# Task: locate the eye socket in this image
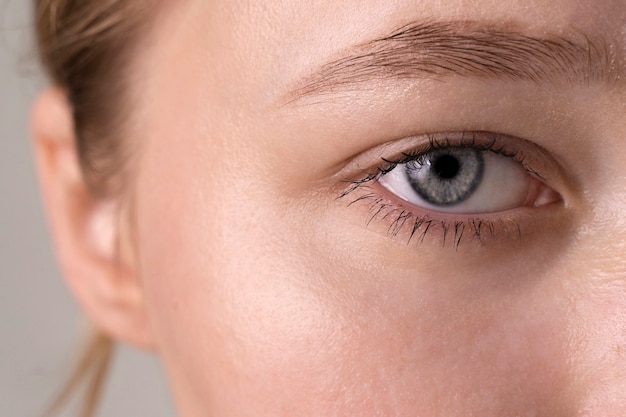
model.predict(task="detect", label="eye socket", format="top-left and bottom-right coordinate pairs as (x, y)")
top-left (379, 146), bottom-right (560, 214)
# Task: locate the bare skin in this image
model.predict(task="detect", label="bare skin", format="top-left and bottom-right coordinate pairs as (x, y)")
top-left (33, 0), bottom-right (626, 416)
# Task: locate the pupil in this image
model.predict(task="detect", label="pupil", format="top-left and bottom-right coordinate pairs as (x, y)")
top-left (433, 154), bottom-right (460, 179)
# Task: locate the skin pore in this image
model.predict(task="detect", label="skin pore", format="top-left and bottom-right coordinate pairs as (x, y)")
top-left (33, 0), bottom-right (626, 416)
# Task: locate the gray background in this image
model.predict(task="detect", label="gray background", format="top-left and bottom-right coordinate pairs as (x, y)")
top-left (1, 1), bottom-right (174, 416)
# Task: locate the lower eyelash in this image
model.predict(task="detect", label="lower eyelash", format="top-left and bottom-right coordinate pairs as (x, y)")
top-left (343, 186), bottom-right (523, 249)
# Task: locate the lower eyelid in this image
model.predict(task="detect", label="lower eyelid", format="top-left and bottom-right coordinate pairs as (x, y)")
top-left (372, 179), bottom-right (530, 221)
top-left (342, 184), bottom-right (563, 248)
top-left (343, 188), bottom-right (510, 247)
top-left (339, 172), bottom-right (565, 249)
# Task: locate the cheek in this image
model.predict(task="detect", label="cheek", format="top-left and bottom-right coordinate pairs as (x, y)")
top-left (132, 141), bottom-right (351, 415)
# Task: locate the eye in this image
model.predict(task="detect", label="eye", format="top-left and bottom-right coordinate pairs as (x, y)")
top-left (378, 146), bottom-right (560, 214)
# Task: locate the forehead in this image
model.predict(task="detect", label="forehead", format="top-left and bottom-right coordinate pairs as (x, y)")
top-left (137, 0), bottom-right (625, 128)
top-left (213, 0), bottom-right (625, 31)
top-left (166, 0), bottom-right (625, 97)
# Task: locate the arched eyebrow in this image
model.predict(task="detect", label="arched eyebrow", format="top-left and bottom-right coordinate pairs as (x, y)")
top-left (284, 20), bottom-right (622, 103)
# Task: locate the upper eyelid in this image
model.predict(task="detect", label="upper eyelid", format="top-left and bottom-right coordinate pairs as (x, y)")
top-left (338, 131), bottom-right (555, 186)
top-left (383, 135), bottom-right (544, 181)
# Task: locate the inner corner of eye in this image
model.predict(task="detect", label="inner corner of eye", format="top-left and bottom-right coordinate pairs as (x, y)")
top-left (529, 180), bottom-right (562, 207)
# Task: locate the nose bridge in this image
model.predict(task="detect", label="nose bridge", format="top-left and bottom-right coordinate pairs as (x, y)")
top-left (563, 206), bottom-right (626, 415)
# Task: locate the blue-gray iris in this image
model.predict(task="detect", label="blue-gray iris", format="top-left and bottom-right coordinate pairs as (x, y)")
top-left (404, 148), bottom-right (485, 206)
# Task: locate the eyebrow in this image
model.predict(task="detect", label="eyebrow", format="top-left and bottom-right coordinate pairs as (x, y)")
top-left (285, 20), bottom-right (622, 102)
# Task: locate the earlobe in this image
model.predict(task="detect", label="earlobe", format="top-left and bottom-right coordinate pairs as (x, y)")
top-left (31, 88), bottom-right (154, 350)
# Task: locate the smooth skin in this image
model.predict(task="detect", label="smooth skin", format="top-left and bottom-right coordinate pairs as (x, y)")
top-left (33, 0), bottom-right (626, 416)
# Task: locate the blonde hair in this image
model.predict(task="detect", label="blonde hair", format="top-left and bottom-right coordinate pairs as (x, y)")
top-left (44, 331), bottom-right (114, 417)
top-left (35, 1), bottom-right (155, 415)
top-left (35, 0), bottom-right (153, 195)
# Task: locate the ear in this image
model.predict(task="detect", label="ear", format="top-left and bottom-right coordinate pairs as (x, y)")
top-left (31, 88), bottom-right (154, 350)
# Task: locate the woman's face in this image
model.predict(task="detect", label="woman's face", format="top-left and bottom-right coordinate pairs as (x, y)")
top-left (118, 0), bottom-right (625, 415)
